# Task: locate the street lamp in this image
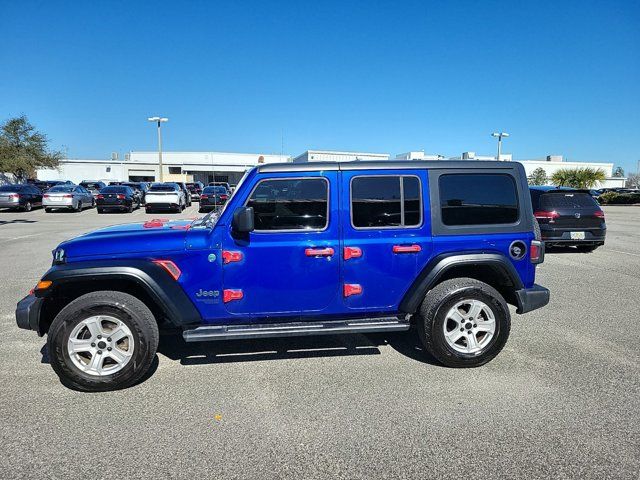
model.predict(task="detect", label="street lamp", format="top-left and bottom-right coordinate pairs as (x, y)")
top-left (491, 132), bottom-right (509, 161)
top-left (148, 117), bottom-right (168, 181)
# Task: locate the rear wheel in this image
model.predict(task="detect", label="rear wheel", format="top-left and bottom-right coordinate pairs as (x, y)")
top-left (74, 201), bottom-right (81, 212)
top-left (47, 291), bottom-right (159, 392)
top-left (23, 201), bottom-right (32, 212)
top-left (97, 208), bottom-right (104, 214)
top-left (417, 278), bottom-right (511, 368)
top-left (45, 208), bottom-right (52, 213)
top-left (127, 203), bottom-right (134, 213)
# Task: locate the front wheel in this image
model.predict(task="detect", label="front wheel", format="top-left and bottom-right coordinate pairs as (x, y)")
top-left (417, 278), bottom-right (511, 368)
top-left (47, 291), bottom-right (159, 392)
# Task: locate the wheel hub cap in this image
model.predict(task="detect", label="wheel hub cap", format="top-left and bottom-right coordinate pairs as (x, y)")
top-left (443, 299), bottom-right (496, 354)
top-left (66, 315), bottom-right (135, 376)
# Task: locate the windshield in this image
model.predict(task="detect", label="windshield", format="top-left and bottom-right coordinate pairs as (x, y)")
top-left (193, 169), bottom-right (251, 227)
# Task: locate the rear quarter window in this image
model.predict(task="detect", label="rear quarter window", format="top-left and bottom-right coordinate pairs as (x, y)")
top-left (439, 174), bottom-right (519, 226)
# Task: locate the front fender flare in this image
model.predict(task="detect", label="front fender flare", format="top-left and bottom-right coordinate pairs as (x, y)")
top-left (39, 259), bottom-right (202, 328)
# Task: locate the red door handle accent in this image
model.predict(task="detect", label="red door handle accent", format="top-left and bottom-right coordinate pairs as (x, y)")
top-left (305, 247), bottom-right (335, 257)
top-left (343, 246), bottom-right (362, 260)
top-left (343, 284), bottom-right (363, 297)
top-left (223, 289), bottom-right (243, 303)
top-left (393, 244), bottom-right (422, 253)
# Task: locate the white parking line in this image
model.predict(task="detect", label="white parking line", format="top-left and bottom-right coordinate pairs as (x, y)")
top-left (606, 249), bottom-right (640, 258)
top-left (1, 232), bottom-right (45, 242)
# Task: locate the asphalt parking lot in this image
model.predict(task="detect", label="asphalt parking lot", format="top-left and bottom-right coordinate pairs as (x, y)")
top-left (0, 205), bottom-right (638, 479)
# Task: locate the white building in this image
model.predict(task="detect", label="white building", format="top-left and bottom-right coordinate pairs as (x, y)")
top-left (293, 150), bottom-right (390, 163)
top-left (37, 151), bottom-right (290, 185)
top-left (395, 151), bottom-right (444, 160)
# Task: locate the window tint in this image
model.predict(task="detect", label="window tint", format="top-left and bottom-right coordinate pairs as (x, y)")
top-left (247, 178), bottom-right (328, 231)
top-left (439, 174), bottom-right (518, 226)
top-left (49, 186), bottom-right (75, 193)
top-left (101, 186), bottom-right (127, 193)
top-left (149, 183), bottom-right (178, 192)
top-left (351, 176), bottom-right (422, 228)
top-left (540, 192), bottom-right (597, 209)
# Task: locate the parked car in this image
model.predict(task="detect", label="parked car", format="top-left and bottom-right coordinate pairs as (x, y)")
top-left (121, 182), bottom-right (149, 204)
top-left (33, 180), bottom-right (69, 192)
top-left (186, 182), bottom-right (204, 201)
top-left (80, 181), bottom-right (107, 198)
top-left (96, 186), bottom-right (141, 213)
top-left (16, 160), bottom-right (549, 391)
top-left (176, 182), bottom-right (192, 207)
top-left (43, 185), bottom-right (95, 212)
top-left (0, 184), bottom-right (43, 211)
top-left (198, 185), bottom-right (229, 212)
top-left (530, 186), bottom-right (606, 251)
top-left (208, 181), bottom-right (231, 191)
top-left (145, 183), bottom-right (186, 213)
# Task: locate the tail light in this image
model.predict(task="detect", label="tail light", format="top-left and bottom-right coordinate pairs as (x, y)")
top-left (534, 210), bottom-right (559, 222)
top-left (200, 194), bottom-right (208, 199)
top-left (96, 194), bottom-right (104, 199)
top-left (63, 194), bottom-right (72, 198)
top-left (43, 194), bottom-right (50, 198)
top-left (9, 193), bottom-right (19, 199)
top-left (116, 194), bottom-right (125, 199)
top-left (530, 240), bottom-right (544, 264)
top-left (594, 210), bottom-right (605, 220)
top-left (220, 194), bottom-right (228, 200)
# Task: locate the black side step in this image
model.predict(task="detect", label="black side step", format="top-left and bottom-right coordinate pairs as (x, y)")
top-left (182, 316), bottom-right (410, 342)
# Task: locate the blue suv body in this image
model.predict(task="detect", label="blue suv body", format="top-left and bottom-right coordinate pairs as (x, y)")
top-left (16, 161), bottom-right (549, 391)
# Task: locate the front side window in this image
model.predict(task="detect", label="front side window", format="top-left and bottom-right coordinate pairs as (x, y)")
top-left (246, 178), bottom-right (328, 231)
top-left (439, 174), bottom-right (518, 226)
top-left (351, 176), bottom-right (422, 228)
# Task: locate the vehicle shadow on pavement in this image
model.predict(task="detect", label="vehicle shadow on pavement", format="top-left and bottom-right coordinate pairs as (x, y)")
top-left (157, 329), bottom-right (441, 367)
top-left (0, 219), bottom-right (37, 226)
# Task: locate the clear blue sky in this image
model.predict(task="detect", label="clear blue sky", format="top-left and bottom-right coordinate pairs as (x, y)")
top-left (1, 0), bottom-right (639, 172)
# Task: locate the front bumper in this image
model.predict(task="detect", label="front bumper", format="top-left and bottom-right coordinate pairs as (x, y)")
top-left (515, 284), bottom-right (550, 314)
top-left (16, 294), bottom-right (43, 334)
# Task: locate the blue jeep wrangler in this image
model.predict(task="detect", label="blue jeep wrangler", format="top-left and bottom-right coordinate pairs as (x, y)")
top-left (16, 161), bottom-right (549, 391)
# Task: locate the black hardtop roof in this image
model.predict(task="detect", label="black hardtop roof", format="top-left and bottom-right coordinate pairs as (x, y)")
top-left (257, 160), bottom-right (522, 173)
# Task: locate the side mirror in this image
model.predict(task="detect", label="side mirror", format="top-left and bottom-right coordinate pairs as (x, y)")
top-left (232, 206), bottom-right (254, 233)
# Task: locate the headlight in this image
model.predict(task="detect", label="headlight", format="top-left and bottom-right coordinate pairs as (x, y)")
top-left (52, 248), bottom-right (66, 265)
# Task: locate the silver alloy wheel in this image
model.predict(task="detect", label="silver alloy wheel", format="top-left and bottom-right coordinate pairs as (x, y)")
top-left (442, 299), bottom-right (496, 354)
top-left (66, 315), bottom-right (135, 376)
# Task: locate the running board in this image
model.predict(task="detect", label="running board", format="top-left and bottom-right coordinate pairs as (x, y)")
top-left (182, 316), bottom-right (410, 342)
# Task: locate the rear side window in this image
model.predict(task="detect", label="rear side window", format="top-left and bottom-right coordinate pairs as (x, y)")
top-left (246, 178), bottom-right (328, 231)
top-left (540, 192), bottom-right (597, 209)
top-left (351, 176), bottom-right (422, 228)
top-left (439, 174), bottom-right (518, 226)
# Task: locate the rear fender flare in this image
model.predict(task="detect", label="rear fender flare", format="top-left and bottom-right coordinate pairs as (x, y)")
top-left (399, 253), bottom-right (524, 314)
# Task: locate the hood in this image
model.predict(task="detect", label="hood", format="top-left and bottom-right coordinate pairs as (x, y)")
top-left (58, 219), bottom-right (194, 260)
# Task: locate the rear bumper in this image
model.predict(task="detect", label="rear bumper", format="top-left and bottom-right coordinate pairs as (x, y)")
top-left (541, 227), bottom-right (606, 244)
top-left (16, 294), bottom-right (43, 334)
top-left (0, 200), bottom-right (20, 208)
top-left (515, 284), bottom-right (550, 314)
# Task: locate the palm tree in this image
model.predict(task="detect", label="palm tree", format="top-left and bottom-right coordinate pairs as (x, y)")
top-left (551, 167), bottom-right (606, 188)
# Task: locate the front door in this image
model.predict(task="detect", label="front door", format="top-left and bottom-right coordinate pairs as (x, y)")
top-left (222, 172), bottom-right (340, 317)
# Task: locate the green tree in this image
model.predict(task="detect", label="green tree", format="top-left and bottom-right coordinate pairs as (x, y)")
top-left (527, 167), bottom-right (548, 185)
top-left (0, 115), bottom-right (62, 181)
top-left (551, 167), bottom-right (607, 189)
top-left (613, 166), bottom-right (624, 177)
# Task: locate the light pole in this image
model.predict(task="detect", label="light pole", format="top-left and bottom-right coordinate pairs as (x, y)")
top-left (148, 117), bottom-right (168, 181)
top-left (491, 132), bottom-right (509, 161)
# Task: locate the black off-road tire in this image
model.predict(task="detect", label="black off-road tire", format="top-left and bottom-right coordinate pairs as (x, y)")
top-left (47, 291), bottom-right (159, 392)
top-left (417, 277), bottom-right (511, 368)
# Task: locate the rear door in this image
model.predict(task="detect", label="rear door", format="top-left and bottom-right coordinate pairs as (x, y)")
top-left (222, 172), bottom-right (340, 316)
top-left (340, 169), bottom-right (432, 311)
